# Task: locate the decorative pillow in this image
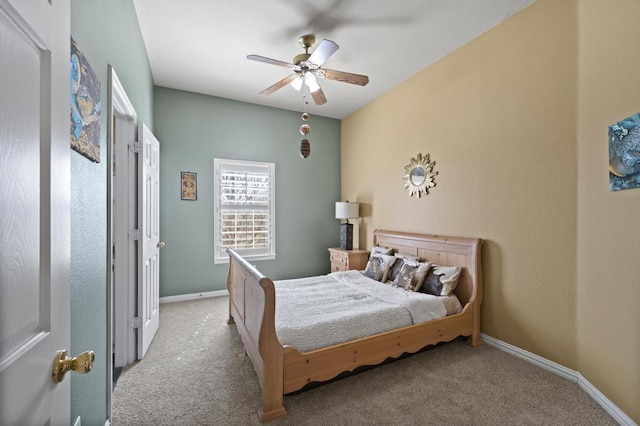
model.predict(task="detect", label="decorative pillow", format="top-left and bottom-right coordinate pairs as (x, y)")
top-left (419, 270), bottom-right (443, 296)
top-left (419, 265), bottom-right (462, 296)
top-left (396, 253), bottom-right (419, 261)
top-left (386, 253), bottom-right (420, 283)
top-left (412, 261), bottom-right (432, 290)
top-left (392, 260), bottom-right (432, 291)
top-left (363, 253), bottom-right (396, 282)
top-left (386, 258), bottom-right (404, 283)
top-left (371, 245), bottom-right (394, 256)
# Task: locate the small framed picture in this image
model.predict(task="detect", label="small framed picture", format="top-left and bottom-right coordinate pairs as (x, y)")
top-left (181, 172), bottom-right (197, 200)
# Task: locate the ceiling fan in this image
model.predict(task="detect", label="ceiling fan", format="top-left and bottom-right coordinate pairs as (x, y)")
top-left (247, 34), bottom-right (369, 105)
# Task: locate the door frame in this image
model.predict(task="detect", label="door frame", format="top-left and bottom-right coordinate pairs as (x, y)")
top-left (106, 66), bottom-right (137, 418)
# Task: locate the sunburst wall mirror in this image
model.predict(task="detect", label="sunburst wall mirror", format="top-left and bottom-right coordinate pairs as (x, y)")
top-left (403, 153), bottom-right (438, 198)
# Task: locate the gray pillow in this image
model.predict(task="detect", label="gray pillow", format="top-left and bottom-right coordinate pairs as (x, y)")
top-left (363, 253), bottom-right (396, 281)
top-left (419, 269), bottom-right (444, 295)
top-left (387, 258), bottom-right (404, 283)
top-left (419, 265), bottom-right (462, 296)
top-left (371, 245), bottom-right (394, 255)
top-left (386, 253), bottom-right (420, 282)
top-left (392, 261), bottom-right (432, 291)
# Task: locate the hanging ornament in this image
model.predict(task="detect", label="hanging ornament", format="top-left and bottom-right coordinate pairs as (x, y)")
top-left (300, 138), bottom-right (310, 158)
top-left (299, 91), bottom-right (311, 158)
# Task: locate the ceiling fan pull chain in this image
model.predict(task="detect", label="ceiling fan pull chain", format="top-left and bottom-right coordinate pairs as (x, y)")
top-left (299, 88), bottom-right (311, 159)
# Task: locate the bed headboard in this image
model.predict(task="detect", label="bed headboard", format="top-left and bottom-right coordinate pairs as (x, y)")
top-left (373, 229), bottom-right (483, 307)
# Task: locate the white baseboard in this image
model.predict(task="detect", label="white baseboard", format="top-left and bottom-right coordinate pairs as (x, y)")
top-left (159, 289), bottom-right (229, 304)
top-left (577, 374), bottom-right (637, 426)
top-left (481, 333), bottom-right (577, 382)
top-left (481, 333), bottom-right (637, 426)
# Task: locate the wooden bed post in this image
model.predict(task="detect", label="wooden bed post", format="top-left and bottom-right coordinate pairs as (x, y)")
top-left (226, 258), bottom-right (235, 325)
top-left (226, 249), bottom-right (287, 421)
top-left (257, 277), bottom-right (287, 421)
top-left (466, 239), bottom-right (483, 347)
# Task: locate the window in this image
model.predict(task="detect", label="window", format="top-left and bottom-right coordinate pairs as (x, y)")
top-left (214, 158), bottom-right (275, 264)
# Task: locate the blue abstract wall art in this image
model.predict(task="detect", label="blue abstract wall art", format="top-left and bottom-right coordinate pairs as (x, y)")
top-left (70, 37), bottom-right (101, 162)
top-left (608, 112), bottom-right (640, 191)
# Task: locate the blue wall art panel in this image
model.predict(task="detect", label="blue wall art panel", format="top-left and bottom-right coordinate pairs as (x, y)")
top-left (70, 37), bottom-right (101, 162)
top-left (609, 112), bottom-right (640, 191)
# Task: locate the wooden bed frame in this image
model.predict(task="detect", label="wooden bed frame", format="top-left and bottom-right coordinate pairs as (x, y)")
top-left (226, 229), bottom-right (483, 421)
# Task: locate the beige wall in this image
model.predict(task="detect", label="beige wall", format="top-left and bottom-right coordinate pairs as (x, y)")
top-left (342, 0), bottom-right (638, 422)
top-left (577, 0), bottom-right (640, 422)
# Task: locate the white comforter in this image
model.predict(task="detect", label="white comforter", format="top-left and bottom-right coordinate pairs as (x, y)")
top-left (274, 270), bottom-right (457, 352)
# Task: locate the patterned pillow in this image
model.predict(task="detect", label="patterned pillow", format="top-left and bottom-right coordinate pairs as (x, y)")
top-left (386, 253), bottom-right (420, 283)
top-left (363, 253), bottom-right (396, 282)
top-left (419, 265), bottom-right (462, 296)
top-left (387, 258), bottom-right (404, 283)
top-left (392, 261), bottom-right (432, 291)
top-left (371, 245), bottom-right (394, 255)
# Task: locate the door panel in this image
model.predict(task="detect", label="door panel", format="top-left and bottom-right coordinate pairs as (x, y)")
top-left (138, 124), bottom-right (160, 358)
top-left (112, 113), bottom-right (137, 367)
top-left (0, 1), bottom-right (43, 363)
top-left (0, 0), bottom-right (70, 424)
top-left (109, 69), bottom-right (139, 371)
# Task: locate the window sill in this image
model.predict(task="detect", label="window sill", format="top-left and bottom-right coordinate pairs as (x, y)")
top-left (214, 253), bottom-right (276, 265)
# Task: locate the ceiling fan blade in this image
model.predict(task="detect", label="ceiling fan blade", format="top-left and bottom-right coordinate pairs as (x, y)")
top-left (308, 39), bottom-right (339, 66)
top-left (259, 74), bottom-right (299, 96)
top-left (323, 68), bottom-right (369, 86)
top-left (311, 86), bottom-right (327, 105)
top-left (247, 54), bottom-right (293, 68)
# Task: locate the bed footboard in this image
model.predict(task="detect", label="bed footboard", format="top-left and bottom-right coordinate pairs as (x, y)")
top-left (226, 249), bottom-right (286, 421)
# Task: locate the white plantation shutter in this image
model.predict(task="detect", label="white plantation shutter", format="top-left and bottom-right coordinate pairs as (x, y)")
top-left (214, 158), bottom-right (275, 263)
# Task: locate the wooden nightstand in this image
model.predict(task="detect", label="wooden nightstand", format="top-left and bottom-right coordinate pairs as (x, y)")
top-left (328, 248), bottom-right (370, 272)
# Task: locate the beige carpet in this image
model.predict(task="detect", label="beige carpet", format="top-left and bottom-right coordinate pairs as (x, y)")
top-left (112, 297), bottom-right (615, 425)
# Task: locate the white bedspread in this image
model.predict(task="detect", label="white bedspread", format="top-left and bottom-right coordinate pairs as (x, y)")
top-left (274, 270), bottom-right (456, 352)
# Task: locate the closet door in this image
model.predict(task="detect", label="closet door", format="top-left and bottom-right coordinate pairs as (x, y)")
top-left (138, 123), bottom-right (161, 358)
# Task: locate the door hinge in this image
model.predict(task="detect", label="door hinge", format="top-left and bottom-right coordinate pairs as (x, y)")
top-left (129, 229), bottom-right (142, 241)
top-left (128, 141), bottom-right (141, 153)
top-left (129, 317), bottom-right (142, 329)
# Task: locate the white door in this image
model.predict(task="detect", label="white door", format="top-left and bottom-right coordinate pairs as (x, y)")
top-left (0, 0), bottom-right (72, 424)
top-left (109, 69), bottom-right (138, 368)
top-left (138, 124), bottom-right (160, 358)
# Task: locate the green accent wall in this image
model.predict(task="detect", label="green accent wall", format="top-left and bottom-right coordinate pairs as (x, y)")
top-left (69, 3), bottom-right (340, 422)
top-left (70, 0), bottom-right (153, 423)
top-left (154, 87), bottom-right (342, 297)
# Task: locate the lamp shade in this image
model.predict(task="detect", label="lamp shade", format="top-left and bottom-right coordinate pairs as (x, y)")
top-left (335, 201), bottom-right (360, 220)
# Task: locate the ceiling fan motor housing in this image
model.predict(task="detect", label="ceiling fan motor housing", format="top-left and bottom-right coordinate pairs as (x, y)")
top-left (293, 53), bottom-right (311, 66)
top-left (298, 34), bottom-right (315, 50)
top-left (294, 34), bottom-right (315, 65)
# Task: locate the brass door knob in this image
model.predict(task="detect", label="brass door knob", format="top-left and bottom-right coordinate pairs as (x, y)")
top-left (157, 241), bottom-right (166, 248)
top-left (52, 350), bottom-right (95, 383)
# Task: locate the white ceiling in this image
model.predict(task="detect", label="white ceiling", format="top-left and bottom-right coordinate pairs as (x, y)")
top-left (133, 0), bottom-right (534, 120)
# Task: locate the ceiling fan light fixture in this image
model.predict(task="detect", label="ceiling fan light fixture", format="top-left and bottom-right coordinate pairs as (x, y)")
top-left (290, 76), bottom-right (304, 91)
top-left (305, 73), bottom-right (320, 93)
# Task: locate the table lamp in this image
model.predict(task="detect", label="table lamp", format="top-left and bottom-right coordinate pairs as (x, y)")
top-left (335, 201), bottom-right (360, 250)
